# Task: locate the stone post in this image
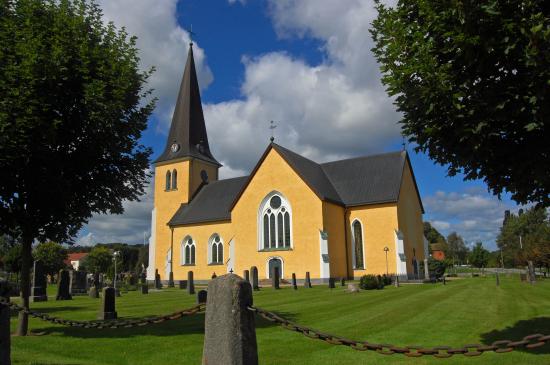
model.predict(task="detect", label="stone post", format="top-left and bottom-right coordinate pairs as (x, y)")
top-left (423, 258), bottom-right (430, 280)
top-left (328, 278), bottom-right (335, 289)
top-left (243, 270), bottom-right (250, 283)
top-left (98, 287), bottom-right (117, 320)
top-left (154, 269), bottom-right (162, 289)
top-left (527, 261), bottom-right (536, 284)
top-left (202, 274), bottom-right (258, 365)
top-left (31, 260), bottom-right (48, 302)
top-left (394, 275), bottom-right (399, 288)
top-left (56, 270), bottom-right (72, 300)
top-left (251, 266), bottom-right (259, 291)
top-left (0, 281), bottom-right (11, 365)
top-left (179, 280), bottom-right (187, 289)
top-left (197, 290), bottom-right (207, 304)
top-left (341, 278), bottom-right (346, 286)
top-left (304, 272), bottom-right (312, 288)
top-left (168, 272), bottom-right (175, 288)
top-left (291, 273), bottom-right (297, 290)
top-left (187, 271), bottom-right (195, 295)
top-left (272, 267), bottom-right (280, 289)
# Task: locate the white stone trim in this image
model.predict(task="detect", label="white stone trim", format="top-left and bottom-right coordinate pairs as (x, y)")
top-left (146, 208), bottom-right (156, 280)
top-left (319, 230), bottom-right (330, 279)
top-left (394, 229), bottom-right (407, 277)
top-left (265, 256), bottom-right (284, 279)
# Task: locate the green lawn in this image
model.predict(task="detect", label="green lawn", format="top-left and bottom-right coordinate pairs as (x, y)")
top-left (9, 275), bottom-right (550, 365)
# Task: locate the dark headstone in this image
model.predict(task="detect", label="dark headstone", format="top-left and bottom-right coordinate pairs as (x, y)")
top-left (211, 273), bottom-right (217, 279)
top-left (141, 283), bottom-right (149, 294)
top-left (98, 287), bottom-right (117, 320)
top-left (56, 270), bottom-right (72, 300)
top-left (70, 270), bottom-right (88, 295)
top-left (31, 260), bottom-right (48, 302)
top-left (187, 271), bottom-right (195, 295)
top-left (328, 278), bottom-right (335, 289)
top-left (154, 269), bottom-right (162, 289)
top-left (243, 270), bottom-right (250, 283)
top-left (272, 267), bottom-right (280, 289)
top-left (251, 266), bottom-right (259, 291)
top-left (304, 272), bottom-right (312, 288)
top-left (179, 280), bottom-right (187, 289)
top-left (340, 278), bottom-right (346, 287)
top-left (89, 286), bottom-right (99, 298)
top-left (197, 289), bottom-right (207, 304)
top-left (0, 280), bottom-right (11, 365)
top-left (93, 272), bottom-right (101, 289)
top-left (202, 274), bottom-right (258, 365)
top-left (291, 273), bottom-right (297, 290)
top-left (168, 272), bottom-right (175, 287)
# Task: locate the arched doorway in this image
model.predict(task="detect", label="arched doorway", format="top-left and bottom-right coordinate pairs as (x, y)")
top-left (268, 257), bottom-right (282, 279)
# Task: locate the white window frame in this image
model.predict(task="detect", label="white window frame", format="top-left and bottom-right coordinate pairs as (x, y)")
top-left (207, 234), bottom-right (224, 265)
top-left (265, 256), bottom-right (284, 279)
top-left (257, 191), bottom-right (293, 251)
top-left (181, 235), bottom-right (195, 265)
top-left (351, 219), bottom-right (366, 270)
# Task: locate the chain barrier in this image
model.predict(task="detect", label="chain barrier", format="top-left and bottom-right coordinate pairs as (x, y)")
top-left (0, 298), bottom-right (204, 329)
top-left (248, 306), bottom-right (549, 358)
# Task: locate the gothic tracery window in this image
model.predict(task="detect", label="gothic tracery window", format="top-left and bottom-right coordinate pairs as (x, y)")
top-left (182, 237), bottom-right (195, 265)
top-left (260, 194), bottom-right (291, 250)
top-left (209, 234), bottom-right (223, 264)
top-left (165, 170), bottom-right (172, 190)
top-left (352, 220), bottom-right (364, 269)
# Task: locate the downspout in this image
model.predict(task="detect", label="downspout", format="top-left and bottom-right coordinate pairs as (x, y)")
top-left (343, 208), bottom-right (350, 279)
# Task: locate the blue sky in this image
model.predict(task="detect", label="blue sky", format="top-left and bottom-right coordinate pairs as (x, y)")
top-left (77, 0), bottom-right (523, 250)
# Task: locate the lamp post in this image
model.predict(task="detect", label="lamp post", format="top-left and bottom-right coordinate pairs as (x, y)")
top-left (383, 246), bottom-right (389, 276)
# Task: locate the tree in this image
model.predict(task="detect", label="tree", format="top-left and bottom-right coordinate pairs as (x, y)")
top-left (371, 0), bottom-right (550, 206)
top-left (0, 0), bottom-right (154, 335)
top-left (84, 247), bottom-right (113, 275)
top-left (427, 257), bottom-right (447, 279)
top-left (469, 242), bottom-right (490, 270)
top-left (424, 222), bottom-right (446, 244)
top-left (33, 241), bottom-right (68, 278)
top-left (446, 232), bottom-right (469, 265)
top-left (3, 244), bottom-right (24, 275)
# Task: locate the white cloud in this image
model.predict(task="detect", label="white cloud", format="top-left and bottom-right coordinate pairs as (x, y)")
top-left (424, 188), bottom-right (523, 249)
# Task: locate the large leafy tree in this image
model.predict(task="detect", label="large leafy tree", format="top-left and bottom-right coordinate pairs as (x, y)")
top-left (0, 0), bottom-right (154, 335)
top-left (83, 247), bottom-right (112, 275)
top-left (33, 241), bottom-right (68, 278)
top-left (469, 242), bottom-right (490, 269)
top-left (446, 232), bottom-right (470, 265)
top-left (371, 0), bottom-right (550, 206)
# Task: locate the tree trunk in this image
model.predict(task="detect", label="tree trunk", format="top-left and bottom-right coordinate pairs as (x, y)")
top-left (16, 234), bottom-right (33, 336)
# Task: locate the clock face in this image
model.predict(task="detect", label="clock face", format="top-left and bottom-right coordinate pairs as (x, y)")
top-left (171, 143), bottom-right (179, 153)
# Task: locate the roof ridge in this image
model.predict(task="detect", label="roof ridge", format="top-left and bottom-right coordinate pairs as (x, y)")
top-left (321, 150), bottom-right (405, 166)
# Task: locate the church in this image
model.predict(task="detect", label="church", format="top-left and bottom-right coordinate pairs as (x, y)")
top-left (147, 44), bottom-right (427, 283)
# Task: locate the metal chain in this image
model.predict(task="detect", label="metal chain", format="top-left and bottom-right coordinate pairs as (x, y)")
top-left (0, 298), bottom-right (204, 329)
top-left (248, 306), bottom-right (549, 358)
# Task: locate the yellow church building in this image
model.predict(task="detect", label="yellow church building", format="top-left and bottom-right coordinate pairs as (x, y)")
top-left (147, 44), bottom-right (427, 283)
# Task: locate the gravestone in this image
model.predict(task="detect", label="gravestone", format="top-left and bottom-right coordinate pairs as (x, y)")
top-left (304, 272), bottom-right (312, 288)
top-left (141, 282), bottom-right (149, 294)
top-left (179, 280), bottom-right (187, 289)
top-left (291, 273), bottom-right (297, 290)
top-left (527, 261), bottom-right (536, 284)
top-left (347, 283), bottom-right (360, 293)
top-left (211, 273), bottom-right (217, 279)
top-left (197, 289), bottom-right (207, 304)
top-left (154, 269), bottom-right (162, 289)
top-left (340, 278), bottom-right (346, 287)
top-left (328, 278), bottom-right (335, 289)
top-left (89, 286), bottom-right (99, 298)
top-left (243, 270), bottom-right (250, 283)
top-left (31, 260), bottom-right (48, 302)
top-left (168, 272), bottom-right (175, 288)
top-left (70, 270), bottom-right (88, 295)
top-left (56, 269), bottom-right (72, 300)
top-left (93, 272), bottom-right (101, 289)
top-left (0, 280), bottom-right (11, 365)
top-left (394, 275), bottom-right (400, 287)
top-left (98, 287), bottom-right (117, 320)
top-left (187, 271), bottom-right (195, 295)
top-left (251, 266), bottom-right (260, 291)
top-left (272, 267), bottom-right (280, 289)
top-left (424, 258), bottom-right (430, 280)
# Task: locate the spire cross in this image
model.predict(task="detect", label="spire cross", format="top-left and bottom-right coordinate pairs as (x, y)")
top-left (269, 120), bottom-right (278, 142)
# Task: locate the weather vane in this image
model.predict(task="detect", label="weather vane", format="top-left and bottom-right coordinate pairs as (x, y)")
top-left (269, 120), bottom-right (278, 142)
top-left (186, 24), bottom-right (196, 46)
top-left (402, 135), bottom-right (407, 151)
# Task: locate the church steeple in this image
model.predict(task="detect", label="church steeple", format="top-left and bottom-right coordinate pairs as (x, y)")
top-left (155, 44), bottom-right (220, 166)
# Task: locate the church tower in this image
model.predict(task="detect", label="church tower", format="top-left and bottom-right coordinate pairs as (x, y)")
top-left (148, 43), bottom-right (220, 280)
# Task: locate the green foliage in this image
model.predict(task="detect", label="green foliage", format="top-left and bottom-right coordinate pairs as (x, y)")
top-left (446, 232), bottom-right (470, 265)
top-left (469, 242), bottom-right (490, 269)
top-left (359, 274), bottom-right (384, 290)
top-left (4, 244), bottom-right (24, 274)
top-left (423, 222), bottom-right (446, 244)
top-left (497, 207), bottom-right (550, 268)
top-left (33, 241), bottom-right (68, 277)
top-left (371, 0), bottom-right (550, 206)
top-left (83, 247), bottom-right (112, 274)
top-left (428, 257), bottom-right (447, 279)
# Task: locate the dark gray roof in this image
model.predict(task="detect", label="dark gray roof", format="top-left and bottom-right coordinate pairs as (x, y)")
top-left (321, 151), bottom-right (406, 206)
top-left (154, 45), bottom-right (220, 166)
top-left (169, 176), bottom-right (248, 226)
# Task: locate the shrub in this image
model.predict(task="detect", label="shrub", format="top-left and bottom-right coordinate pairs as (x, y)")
top-left (359, 275), bottom-right (384, 290)
top-left (382, 274), bottom-right (392, 286)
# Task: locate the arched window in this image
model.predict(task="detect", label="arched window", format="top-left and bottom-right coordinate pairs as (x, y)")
top-left (171, 169), bottom-right (178, 190)
top-left (165, 170), bottom-right (172, 190)
top-left (259, 193), bottom-right (292, 250)
top-left (352, 220), bottom-right (364, 269)
top-left (208, 234), bottom-right (223, 264)
top-left (181, 236), bottom-right (195, 265)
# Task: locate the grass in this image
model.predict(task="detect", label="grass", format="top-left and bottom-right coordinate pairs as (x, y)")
top-left (8, 275), bottom-right (550, 365)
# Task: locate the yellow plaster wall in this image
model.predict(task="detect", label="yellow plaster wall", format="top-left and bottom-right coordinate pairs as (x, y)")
top-left (153, 161), bottom-right (190, 279)
top-left (322, 202), bottom-right (348, 278)
top-left (397, 161), bottom-right (425, 273)
top-left (232, 148), bottom-right (324, 280)
top-left (347, 203), bottom-right (399, 278)
top-left (171, 221), bottom-right (233, 280)
top-left (189, 160), bottom-right (219, 199)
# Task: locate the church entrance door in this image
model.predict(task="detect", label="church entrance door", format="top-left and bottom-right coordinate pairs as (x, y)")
top-left (268, 258), bottom-right (282, 279)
